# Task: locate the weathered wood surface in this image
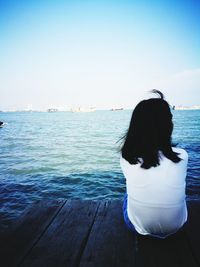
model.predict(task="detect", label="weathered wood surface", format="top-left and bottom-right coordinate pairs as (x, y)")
top-left (20, 200), bottom-right (100, 267)
top-left (79, 201), bottom-right (136, 267)
top-left (1, 199), bottom-right (200, 267)
top-left (185, 200), bottom-right (200, 266)
top-left (0, 199), bottom-right (66, 267)
top-left (136, 227), bottom-right (198, 267)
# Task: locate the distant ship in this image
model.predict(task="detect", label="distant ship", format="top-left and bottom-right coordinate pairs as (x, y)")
top-left (47, 108), bottom-right (58, 112)
top-left (0, 121), bottom-right (5, 128)
top-left (70, 107), bottom-right (96, 112)
top-left (110, 108), bottom-right (124, 111)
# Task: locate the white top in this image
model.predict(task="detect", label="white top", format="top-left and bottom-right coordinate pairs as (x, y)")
top-left (120, 147), bottom-right (188, 238)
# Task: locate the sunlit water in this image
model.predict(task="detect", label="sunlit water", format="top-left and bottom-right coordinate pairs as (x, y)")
top-left (0, 110), bottom-right (200, 229)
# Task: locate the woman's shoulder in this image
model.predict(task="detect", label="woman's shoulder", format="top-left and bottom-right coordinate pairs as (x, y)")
top-left (120, 155), bottom-right (132, 168)
top-left (120, 155), bottom-right (129, 166)
top-left (120, 155), bottom-right (142, 170)
top-left (172, 147), bottom-right (188, 160)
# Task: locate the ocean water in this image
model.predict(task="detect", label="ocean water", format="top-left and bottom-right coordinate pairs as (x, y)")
top-left (0, 110), bottom-right (200, 229)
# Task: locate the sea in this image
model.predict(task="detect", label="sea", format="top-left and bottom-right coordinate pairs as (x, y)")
top-left (0, 110), bottom-right (200, 230)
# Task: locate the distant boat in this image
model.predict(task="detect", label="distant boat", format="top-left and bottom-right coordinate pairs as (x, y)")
top-left (47, 108), bottom-right (58, 112)
top-left (70, 107), bottom-right (96, 112)
top-left (0, 121), bottom-right (4, 128)
top-left (110, 108), bottom-right (124, 111)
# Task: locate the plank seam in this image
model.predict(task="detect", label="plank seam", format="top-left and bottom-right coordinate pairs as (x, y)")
top-left (75, 200), bottom-right (102, 267)
top-left (18, 199), bottom-right (68, 267)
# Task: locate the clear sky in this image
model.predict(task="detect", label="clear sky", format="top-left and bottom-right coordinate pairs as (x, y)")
top-left (0, 0), bottom-right (200, 110)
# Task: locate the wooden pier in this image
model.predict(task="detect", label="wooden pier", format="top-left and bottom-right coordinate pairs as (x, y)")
top-left (1, 199), bottom-right (200, 267)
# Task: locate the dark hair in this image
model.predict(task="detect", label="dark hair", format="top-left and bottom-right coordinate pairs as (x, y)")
top-left (121, 90), bottom-right (181, 169)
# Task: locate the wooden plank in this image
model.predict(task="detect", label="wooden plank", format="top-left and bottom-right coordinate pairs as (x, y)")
top-left (79, 200), bottom-right (136, 267)
top-left (137, 204), bottom-right (199, 267)
top-left (137, 228), bottom-right (198, 267)
top-left (185, 200), bottom-right (200, 266)
top-left (1, 199), bottom-right (200, 267)
top-left (0, 199), bottom-right (66, 267)
top-left (19, 200), bottom-right (100, 267)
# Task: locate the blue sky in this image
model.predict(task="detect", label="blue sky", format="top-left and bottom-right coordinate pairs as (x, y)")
top-left (0, 0), bottom-right (200, 110)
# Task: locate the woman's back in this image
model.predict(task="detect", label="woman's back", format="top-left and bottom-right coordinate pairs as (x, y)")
top-left (121, 147), bottom-right (188, 238)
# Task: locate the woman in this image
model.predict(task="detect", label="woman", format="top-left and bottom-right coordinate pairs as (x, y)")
top-left (120, 90), bottom-right (188, 238)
